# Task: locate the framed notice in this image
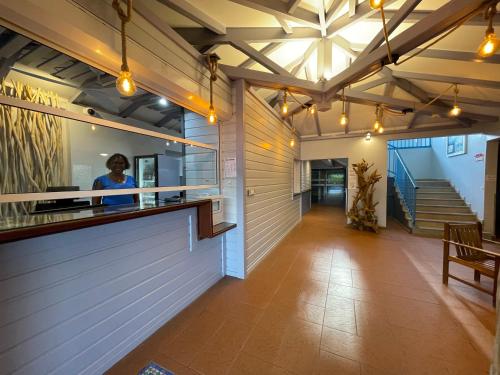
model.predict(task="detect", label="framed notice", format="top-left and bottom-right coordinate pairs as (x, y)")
top-left (447, 135), bottom-right (467, 157)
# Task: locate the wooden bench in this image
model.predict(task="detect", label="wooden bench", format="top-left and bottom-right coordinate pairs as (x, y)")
top-left (443, 222), bottom-right (500, 306)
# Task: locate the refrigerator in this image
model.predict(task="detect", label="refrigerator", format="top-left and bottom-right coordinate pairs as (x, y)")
top-left (134, 154), bottom-right (182, 204)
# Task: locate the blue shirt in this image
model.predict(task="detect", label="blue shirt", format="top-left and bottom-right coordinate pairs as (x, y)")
top-left (93, 174), bottom-right (137, 206)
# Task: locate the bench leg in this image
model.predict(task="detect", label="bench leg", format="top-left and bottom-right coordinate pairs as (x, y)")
top-left (474, 270), bottom-right (481, 282)
top-left (442, 258), bottom-right (449, 285)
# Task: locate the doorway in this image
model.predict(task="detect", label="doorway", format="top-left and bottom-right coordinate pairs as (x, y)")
top-left (311, 159), bottom-right (347, 208)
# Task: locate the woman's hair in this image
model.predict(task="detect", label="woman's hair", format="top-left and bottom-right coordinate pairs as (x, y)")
top-left (106, 153), bottom-right (131, 170)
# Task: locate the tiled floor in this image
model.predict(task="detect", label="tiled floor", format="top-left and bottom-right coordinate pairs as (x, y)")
top-left (107, 205), bottom-right (496, 375)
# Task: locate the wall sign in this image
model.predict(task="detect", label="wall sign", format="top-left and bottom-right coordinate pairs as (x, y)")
top-left (446, 135), bottom-right (467, 157)
top-left (474, 153), bottom-right (484, 162)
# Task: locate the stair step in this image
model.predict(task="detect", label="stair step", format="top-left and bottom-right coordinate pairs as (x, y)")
top-left (416, 179), bottom-right (451, 187)
top-left (416, 211), bottom-right (477, 221)
top-left (417, 198), bottom-right (465, 206)
top-left (415, 218), bottom-right (476, 229)
top-left (416, 187), bottom-right (456, 193)
top-left (417, 192), bottom-right (461, 199)
top-left (416, 204), bottom-right (471, 213)
top-left (412, 226), bottom-right (443, 238)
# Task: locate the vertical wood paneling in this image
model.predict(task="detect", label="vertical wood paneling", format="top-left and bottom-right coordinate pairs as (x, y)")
top-left (244, 90), bottom-right (301, 273)
top-left (220, 81), bottom-right (246, 278)
top-left (0, 209), bottom-right (223, 375)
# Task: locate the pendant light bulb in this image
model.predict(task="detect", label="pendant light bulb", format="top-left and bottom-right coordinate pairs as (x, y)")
top-left (116, 70), bottom-right (136, 96)
top-left (282, 90), bottom-right (289, 115)
top-left (478, 5), bottom-right (499, 59)
top-left (378, 126), bottom-right (384, 134)
top-left (374, 120), bottom-right (381, 131)
top-left (309, 105), bottom-right (316, 115)
top-left (450, 105), bottom-right (462, 117)
top-left (207, 105), bottom-right (217, 125)
top-left (339, 112), bottom-right (349, 126)
top-left (450, 84), bottom-right (461, 117)
top-left (478, 32), bottom-right (499, 58)
top-left (369, 0), bottom-right (384, 10)
top-left (290, 138), bottom-right (295, 147)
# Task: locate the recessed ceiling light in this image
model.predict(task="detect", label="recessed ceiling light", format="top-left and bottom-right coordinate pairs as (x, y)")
top-left (99, 153), bottom-right (108, 157)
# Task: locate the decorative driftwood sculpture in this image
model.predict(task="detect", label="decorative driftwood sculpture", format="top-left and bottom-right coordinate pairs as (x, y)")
top-left (0, 79), bottom-right (65, 217)
top-left (347, 159), bottom-right (382, 233)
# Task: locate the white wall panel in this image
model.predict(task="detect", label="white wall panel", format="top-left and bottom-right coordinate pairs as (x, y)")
top-left (220, 81), bottom-right (246, 278)
top-left (0, 209), bottom-right (223, 375)
top-left (244, 90), bottom-right (301, 273)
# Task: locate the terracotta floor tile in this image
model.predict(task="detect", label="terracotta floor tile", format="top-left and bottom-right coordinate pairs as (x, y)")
top-left (160, 309), bottom-right (226, 365)
top-left (228, 352), bottom-right (290, 375)
top-left (314, 351), bottom-right (361, 375)
top-left (189, 318), bottom-right (253, 375)
top-left (106, 206), bottom-right (497, 375)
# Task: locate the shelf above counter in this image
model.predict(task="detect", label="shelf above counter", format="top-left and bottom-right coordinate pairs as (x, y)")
top-left (0, 199), bottom-right (236, 244)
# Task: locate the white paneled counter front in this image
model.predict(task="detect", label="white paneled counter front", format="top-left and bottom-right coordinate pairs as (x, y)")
top-left (0, 208), bottom-right (224, 374)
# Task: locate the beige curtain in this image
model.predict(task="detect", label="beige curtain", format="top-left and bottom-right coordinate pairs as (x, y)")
top-left (0, 80), bottom-right (65, 217)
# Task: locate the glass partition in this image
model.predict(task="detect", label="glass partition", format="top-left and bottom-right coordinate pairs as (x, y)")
top-left (0, 25), bottom-right (219, 224)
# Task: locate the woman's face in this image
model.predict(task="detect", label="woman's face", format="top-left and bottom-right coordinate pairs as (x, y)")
top-left (109, 156), bottom-right (126, 173)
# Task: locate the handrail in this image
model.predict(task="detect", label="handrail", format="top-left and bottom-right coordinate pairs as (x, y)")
top-left (387, 144), bottom-right (418, 226)
top-left (390, 146), bottom-right (417, 189)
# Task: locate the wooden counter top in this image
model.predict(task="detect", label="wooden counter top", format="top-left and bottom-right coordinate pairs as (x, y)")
top-left (0, 199), bottom-right (235, 244)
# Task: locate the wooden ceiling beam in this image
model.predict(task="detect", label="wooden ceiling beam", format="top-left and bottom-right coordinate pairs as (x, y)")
top-left (326, 0), bottom-right (399, 36)
top-left (357, 0), bottom-right (422, 60)
top-left (324, 0), bottom-right (491, 96)
top-left (227, 0), bottom-right (321, 29)
top-left (219, 64), bottom-right (323, 95)
top-left (157, 0), bottom-right (227, 34)
top-left (239, 42), bottom-right (282, 68)
top-left (326, 0), bottom-right (348, 26)
top-left (276, 17), bottom-right (293, 34)
top-left (173, 27), bottom-right (320, 44)
top-left (230, 41), bottom-right (293, 76)
top-left (392, 70), bottom-right (500, 90)
top-left (342, 89), bottom-right (498, 123)
top-left (367, 10), bottom-right (485, 26)
top-left (287, 0), bottom-right (302, 14)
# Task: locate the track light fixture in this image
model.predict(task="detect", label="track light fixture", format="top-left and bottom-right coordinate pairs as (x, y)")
top-left (373, 105), bottom-right (384, 133)
top-left (281, 90), bottom-right (289, 115)
top-left (478, 3), bottom-right (499, 58)
top-left (369, 0), bottom-right (384, 10)
top-left (206, 53), bottom-right (220, 125)
top-left (113, 0), bottom-right (136, 97)
top-left (449, 84), bottom-right (462, 117)
top-left (339, 88), bottom-right (349, 127)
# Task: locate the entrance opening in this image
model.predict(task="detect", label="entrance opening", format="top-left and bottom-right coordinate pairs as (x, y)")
top-left (311, 159), bottom-right (347, 208)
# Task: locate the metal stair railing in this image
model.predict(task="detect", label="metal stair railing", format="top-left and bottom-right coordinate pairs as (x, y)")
top-left (387, 144), bottom-right (418, 226)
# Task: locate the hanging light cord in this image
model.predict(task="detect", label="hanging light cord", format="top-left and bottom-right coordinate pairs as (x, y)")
top-left (206, 54), bottom-right (219, 107)
top-left (378, 3), bottom-right (485, 66)
top-left (485, 2), bottom-right (497, 34)
top-left (112, 0), bottom-right (132, 72)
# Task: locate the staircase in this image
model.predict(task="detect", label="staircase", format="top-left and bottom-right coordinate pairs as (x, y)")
top-left (413, 179), bottom-right (477, 237)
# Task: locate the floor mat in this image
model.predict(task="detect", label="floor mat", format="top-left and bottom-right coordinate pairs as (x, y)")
top-left (137, 362), bottom-right (175, 375)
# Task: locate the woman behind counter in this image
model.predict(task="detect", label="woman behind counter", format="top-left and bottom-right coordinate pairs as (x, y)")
top-left (92, 153), bottom-right (139, 205)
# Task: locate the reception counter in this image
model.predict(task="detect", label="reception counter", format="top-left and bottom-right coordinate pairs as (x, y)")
top-left (0, 199), bottom-right (236, 244)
